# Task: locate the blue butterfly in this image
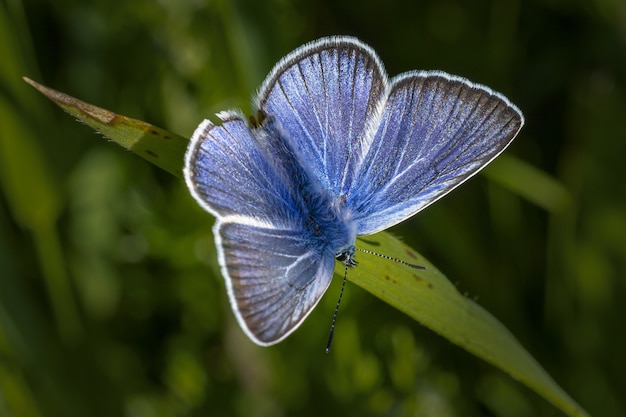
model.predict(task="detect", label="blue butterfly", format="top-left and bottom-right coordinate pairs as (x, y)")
top-left (184, 36), bottom-right (524, 346)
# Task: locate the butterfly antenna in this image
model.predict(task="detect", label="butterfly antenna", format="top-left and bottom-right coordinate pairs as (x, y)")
top-left (355, 247), bottom-right (426, 270)
top-left (326, 263), bottom-right (349, 353)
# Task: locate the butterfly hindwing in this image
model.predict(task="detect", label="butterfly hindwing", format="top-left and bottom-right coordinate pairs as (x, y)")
top-left (185, 113), bottom-right (299, 223)
top-left (347, 71), bottom-right (524, 235)
top-left (217, 220), bottom-right (336, 345)
top-left (184, 112), bottom-right (336, 345)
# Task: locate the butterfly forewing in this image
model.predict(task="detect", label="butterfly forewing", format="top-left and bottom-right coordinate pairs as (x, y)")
top-left (257, 37), bottom-right (388, 196)
top-left (347, 71), bottom-right (524, 235)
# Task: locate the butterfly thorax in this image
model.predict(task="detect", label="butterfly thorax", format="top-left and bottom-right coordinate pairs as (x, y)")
top-left (260, 115), bottom-right (358, 266)
top-left (301, 189), bottom-right (357, 267)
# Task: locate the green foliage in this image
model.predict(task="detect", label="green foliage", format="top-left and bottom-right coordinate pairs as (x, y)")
top-left (2, 0), bottom-right (624, 416)
top-left (23, 77), bottom-right (587, 416)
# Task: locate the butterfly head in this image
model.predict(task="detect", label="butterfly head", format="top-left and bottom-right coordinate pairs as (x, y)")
top-left (335, 245), bottom-right (357, 267)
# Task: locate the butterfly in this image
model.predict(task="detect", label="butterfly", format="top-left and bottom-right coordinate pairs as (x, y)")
top-left (183, 36), bottom-right (524, 346)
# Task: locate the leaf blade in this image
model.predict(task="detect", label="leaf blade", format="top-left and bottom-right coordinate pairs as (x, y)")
top-left (22, 77), bottom-right (188, 179)
top-left (349, 233), bottom-right (590, 417)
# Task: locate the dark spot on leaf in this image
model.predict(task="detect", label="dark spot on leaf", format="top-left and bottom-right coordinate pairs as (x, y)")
top-left (145, 149), bottom-right (158, 158)
top-left (149, 129), bottom-right (171, 139)
top-left (384, 275), bottom-right (397, 284)
top-left (108, 114), bottom-right (122, 125)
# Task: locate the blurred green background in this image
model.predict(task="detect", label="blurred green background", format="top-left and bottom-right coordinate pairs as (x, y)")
top-left (1, 0), bottom-right (624, 416)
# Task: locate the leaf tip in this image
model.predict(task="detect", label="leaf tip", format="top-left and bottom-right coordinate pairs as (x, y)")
top-left (22, 76), bottom-right (117, 125)
top-left (23, 76), bottom-right (44, 91)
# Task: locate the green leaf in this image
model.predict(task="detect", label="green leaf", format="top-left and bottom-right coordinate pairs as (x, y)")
top-left (25, 78), bottom-right (590, 417)
top-left (350, 234), bottom-right (589, 417)
top-left (22, 77), bottom-right (188, 179)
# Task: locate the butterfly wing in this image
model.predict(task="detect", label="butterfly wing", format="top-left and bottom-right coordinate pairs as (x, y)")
top-left (217, 221), bottom-right (335, 345)
top-left (256, 36), bottom-right (388, 196)
top-left (184, 113), bottom-right (336, 345)
top-left (184, 111), bottom-right (299, 224)
top-left (347, 71), bottom-right (524, 235)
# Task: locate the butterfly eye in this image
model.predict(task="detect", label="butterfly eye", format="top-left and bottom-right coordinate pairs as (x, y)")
top-left (335, 247), bottom-right (357, 267)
